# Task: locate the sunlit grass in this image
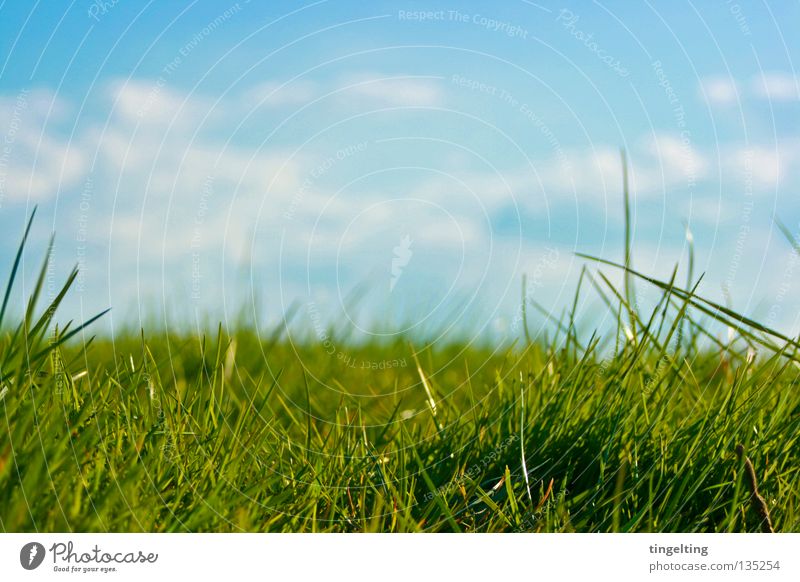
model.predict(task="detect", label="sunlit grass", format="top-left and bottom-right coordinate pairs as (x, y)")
top-left (1, 204), bottom-right (799, 533)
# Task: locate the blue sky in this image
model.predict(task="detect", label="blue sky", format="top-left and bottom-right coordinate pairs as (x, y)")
top-left (0, 0), bottom-right (799, 342)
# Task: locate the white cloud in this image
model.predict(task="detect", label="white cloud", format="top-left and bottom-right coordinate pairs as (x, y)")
top-left (743, 146), bottom-right (782, 188)
top-left (532, 135), bottom-right (708, 202)
top-left (0, 99), bottom-right (88, 203)
top-left (751, 72), bottom-right (798, 102)
top-left (531, 145), bottom-right (618, 200)
top-left (699, 76), bottom-right (739, 105)
top-left (28, 134), bottom-right (88, 198)
top-left (0, 88), bottom-right (71, 121)
top-left (109, 79), bottom-right (215, 127)
top-left (645, 133), bottom-right (708, 187)
top-left (683, 198), bottom-right (739, 225)
top-left (728, 145), bottom-right (789, 190)
top-left (3, 76), bottom-right (797, 333)
top-left (243, 80), bottom-right (317, 108)
top-left (338, 75), bottom-right (444, 107)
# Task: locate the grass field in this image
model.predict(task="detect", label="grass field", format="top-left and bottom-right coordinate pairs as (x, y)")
top-left (1, 209), bottom-right (799, 533)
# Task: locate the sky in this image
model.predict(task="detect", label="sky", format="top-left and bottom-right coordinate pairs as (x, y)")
top-left (0, 0), bottom-right (799, 344)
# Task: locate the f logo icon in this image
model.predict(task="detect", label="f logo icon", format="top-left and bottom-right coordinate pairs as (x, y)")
top-left (20, 542), bottom-right (46, 570)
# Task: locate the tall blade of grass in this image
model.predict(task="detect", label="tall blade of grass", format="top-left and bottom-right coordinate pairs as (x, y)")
top-left (519, 383), bottom-right (532, 502)
top-left (683, 220), bottom-right (695, 292)
top-left (302, 369), bottom-right (313, 459)
top-left (406, 428), bottom-right (461, 532)
top-left (412, 349), bottom-right (442, 434)
top-left (577, 252), bottom-right (800, 349)
top-left (36, 308), bottom-right (111, 357)
top-left (23, 233), bottom-right (55, 333)
top-left (620, 149), bottom-right (635, 334)
top-left (0, 207), bottom-right (37, 331)
top-left (26, 266), bottom-right (78, 342)
top-left (522, 274), bottom-right (532, 345)
top-left (775, 218), bottom-right (798, 253)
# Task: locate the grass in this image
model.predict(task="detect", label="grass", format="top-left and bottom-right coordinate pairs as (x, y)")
top-left (1, 206), bottom-right (800, 533)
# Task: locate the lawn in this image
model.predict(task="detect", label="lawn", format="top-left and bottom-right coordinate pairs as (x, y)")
top-left (1, 209), bottom-right (799, 533)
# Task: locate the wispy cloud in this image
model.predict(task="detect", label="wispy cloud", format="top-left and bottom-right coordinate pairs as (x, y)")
top-left (699, 72), bottom-right (798, 104)
top-left (337, 75), bottom-right (445, 107)
top-left (243, 80), bottom-right (318, 108)
top-left (2, 133), bottom-right (87, 202)
top-left (726, 142), bottom-right (797, 190)
top-left (1, 74), bottom-right (796, 329)
top-left (0, 89), bottom-right (86, 203)
top-left (533, 134), bottom-right (708, 201)
top-left (699, 76), bottom-right (739, 106)
top-left (109, 79), bottom-right (216, 127)
top-left (751, 72), bottom-right (799, 102)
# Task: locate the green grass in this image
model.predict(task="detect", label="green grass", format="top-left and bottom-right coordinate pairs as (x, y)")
top-left (1, 209), bottom-right (799, 533)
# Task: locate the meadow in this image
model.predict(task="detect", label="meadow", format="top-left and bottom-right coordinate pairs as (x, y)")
top-left (1, 207), bottom-right (799, 533)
